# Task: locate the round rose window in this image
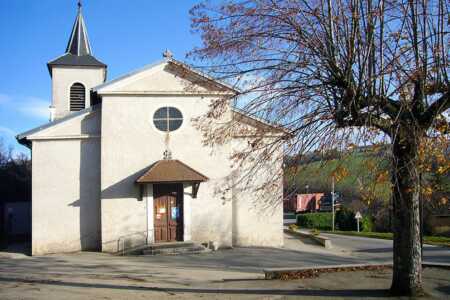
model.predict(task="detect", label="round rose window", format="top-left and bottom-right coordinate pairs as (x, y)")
top-left (153, 107), bottom-right (183, 132)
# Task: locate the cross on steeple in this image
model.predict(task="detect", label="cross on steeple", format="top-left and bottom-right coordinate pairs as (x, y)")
top-left (163, 49), bottom-right (173, 59)
top-left (66, 0), bottom-right (92, 56)
top-left (47, 0), bottom-right (106, 76)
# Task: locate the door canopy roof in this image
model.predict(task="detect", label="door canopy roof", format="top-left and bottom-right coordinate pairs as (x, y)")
top-left (136, 159), bottom-right (208, 184)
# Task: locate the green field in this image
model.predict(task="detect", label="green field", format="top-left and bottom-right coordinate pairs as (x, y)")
top-left (286, 151), bottom-right (391, 204)
top-left (285, 148), bottom-right (450, 235)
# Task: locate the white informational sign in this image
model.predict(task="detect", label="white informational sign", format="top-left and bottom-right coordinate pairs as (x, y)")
top-left (355, 211), bottom-right (362, 232)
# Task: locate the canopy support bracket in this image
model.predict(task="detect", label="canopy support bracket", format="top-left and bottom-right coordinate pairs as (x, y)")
top-left (192, 182), bottom-right (200, 199)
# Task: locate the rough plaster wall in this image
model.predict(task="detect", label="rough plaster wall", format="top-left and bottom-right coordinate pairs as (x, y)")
top-left (100, 94), bottom-right (233, 252)
top-left (231, 138), bottom-right (284, 248)
top-left (52, 66), bottom-right (105, 120)
top-left (98, 63), bottom-right (222, 94)
top-left (31, 138), bottom-right (101, 255)
top-left (122, 66), bottom-right (210, 92)
top-left (29, 109), bottom-right (100, 138)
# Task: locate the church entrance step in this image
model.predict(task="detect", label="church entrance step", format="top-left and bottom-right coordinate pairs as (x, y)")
top-left (145, 241), bottom-right (195, 250)
top-left (141, 242), bottom-right (210, 256)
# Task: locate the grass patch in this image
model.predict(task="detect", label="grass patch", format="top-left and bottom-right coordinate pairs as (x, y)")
top-left (324, 231), bottom-right (450, 247)
top-left (424, 236), bottom-right (450, 247)
top-left (285, 151), bottom-right (391, 203)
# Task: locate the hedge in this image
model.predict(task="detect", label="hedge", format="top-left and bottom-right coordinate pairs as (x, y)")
top-left (296, 210), bottom-right (374, 232)
top-left (361, 215), bottom-right (374, 232)
top-left (335, 207), bottom-right (356, 231)
top-left (296, 212), bottom-right (333, 230)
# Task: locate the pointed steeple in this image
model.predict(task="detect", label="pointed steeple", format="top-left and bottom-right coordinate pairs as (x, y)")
top-left (66, 1), bottom-right (92, 56)
top-left (47, 1), bottom-right (106, 75)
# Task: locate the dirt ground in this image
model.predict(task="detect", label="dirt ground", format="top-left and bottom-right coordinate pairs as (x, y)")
top-left (1, 233), bottom-right (449, 299)
top-left (0, 261), bottom-right (449, 299)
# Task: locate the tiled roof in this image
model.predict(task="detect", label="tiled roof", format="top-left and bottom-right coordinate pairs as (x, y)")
top-left (48, 53), bottom-right (106, 68)
top-left (66, 2), bottom-right (92, 56)
top-left (136, 160), bottom-right (208, 183)
top-left (47, 2), bottom-right (106, 73)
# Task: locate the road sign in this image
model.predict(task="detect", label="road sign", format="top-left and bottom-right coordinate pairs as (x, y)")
top-left (355, 211), bottom-right (362, 232)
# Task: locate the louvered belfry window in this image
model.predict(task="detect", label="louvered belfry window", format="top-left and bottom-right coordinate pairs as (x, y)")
top-left (70, 83), bottom-right (86, 111)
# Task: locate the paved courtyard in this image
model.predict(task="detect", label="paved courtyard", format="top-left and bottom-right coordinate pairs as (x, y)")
top-left (0, 232), bottom-right (449, 299)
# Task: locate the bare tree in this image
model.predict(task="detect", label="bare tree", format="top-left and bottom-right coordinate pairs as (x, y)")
top-left (189, 0), bottom-right (449, 296)
top-left (0, 139), bottom-right (31, 203)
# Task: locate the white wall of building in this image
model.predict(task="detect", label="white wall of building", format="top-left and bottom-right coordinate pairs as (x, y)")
top-left (231, 138), bottom-right (284, 247)
top-left (31, 138), bottom-right (101, 255)
top-left (100, 91), bottom-right (234, 252)
top-left (29, 110), bottom-right (101, 255)
top-left (26, 61), bottom-right (285, 255)
top-left (51, 66), bottom-right (105, 120)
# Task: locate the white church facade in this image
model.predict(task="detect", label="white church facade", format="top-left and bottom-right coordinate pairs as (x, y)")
top-left (17, 5), bottom-right (286, 255)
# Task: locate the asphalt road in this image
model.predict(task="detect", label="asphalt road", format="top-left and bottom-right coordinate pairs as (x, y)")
top-left (319, 232), bottom-right (450, 264)
top-left (283, 214), bottom-right (449, 265)
top-left (1, 251), bottom-right (449, 299)
top-left (0, 232), bottom-right (449, 299)
top-left (0, 231), bottom-right (448, 274)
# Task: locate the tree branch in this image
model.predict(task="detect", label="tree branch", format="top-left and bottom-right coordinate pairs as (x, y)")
top-left (336, 111), bottom-right (392, 134)
top-left (420, 90), bottom-right (450, 127)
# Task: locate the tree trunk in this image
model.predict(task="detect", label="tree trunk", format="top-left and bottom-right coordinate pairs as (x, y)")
top-left (390, 127), bottom-right (424, 296)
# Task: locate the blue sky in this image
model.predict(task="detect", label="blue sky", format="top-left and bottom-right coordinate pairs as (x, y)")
top-left (0, 0), bottom-right (201, 155)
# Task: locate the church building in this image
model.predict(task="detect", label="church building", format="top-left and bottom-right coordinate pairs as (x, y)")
top-left (17, 4), bottom-right (285, 255)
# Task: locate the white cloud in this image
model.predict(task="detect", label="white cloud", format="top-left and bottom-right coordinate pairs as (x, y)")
top-left (17, 96), bottom-right (49, 120)
top-left (0, 93), bottom-right (50, 121)
top-left (0, 126), bottom-right (15, 136)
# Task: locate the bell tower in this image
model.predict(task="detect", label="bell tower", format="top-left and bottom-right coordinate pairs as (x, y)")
top-left (47, 1), bottom-right (106, 120)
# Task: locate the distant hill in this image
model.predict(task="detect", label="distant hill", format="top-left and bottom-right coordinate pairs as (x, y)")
top-left (285, 144), bottom-right (449, 213)
top-left (285, 145), bottom-right (450, 233)
top-left (285, 144), bottom-right (390, 167)
top-left (285, 149), bottom-right (391, 209)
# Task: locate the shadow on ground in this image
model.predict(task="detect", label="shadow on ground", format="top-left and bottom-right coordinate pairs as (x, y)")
top-left (0, 242), bottom-right (30, 256)
top-left (0, 276), bottom-right (390, 297)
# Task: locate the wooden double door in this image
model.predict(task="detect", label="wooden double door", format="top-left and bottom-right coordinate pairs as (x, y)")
top-left (153, 184), bottom-right (184, 243)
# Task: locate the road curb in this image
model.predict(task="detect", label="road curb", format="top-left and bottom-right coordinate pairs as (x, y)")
top-left (284, 228), bottom-right (332, 249)
top-left (264, 262), bottom-right (450, 280)
top-left (423, 262), bottom-right (450, 269)
top-left (264, 263), bottom-right (392, 279)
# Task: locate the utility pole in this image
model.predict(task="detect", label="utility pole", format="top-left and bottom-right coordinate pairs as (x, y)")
top-left (331, 176), bottom-right (335, 232)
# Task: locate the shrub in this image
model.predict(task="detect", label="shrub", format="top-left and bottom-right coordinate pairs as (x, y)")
top-left (335, 207), bottom-right (356, 231)
top-left (288, 224), bottom-right (298, 231)
top-left (310, 229), bottom-right (321, 236)
top-left (373, 206), bottom-right (392, 232)
top-left (431, 226), bottom-right (450, 237)
top-left (296, 212), bottom-right (332, 230)
top-left (361, 215), bottom-right (374, 232)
